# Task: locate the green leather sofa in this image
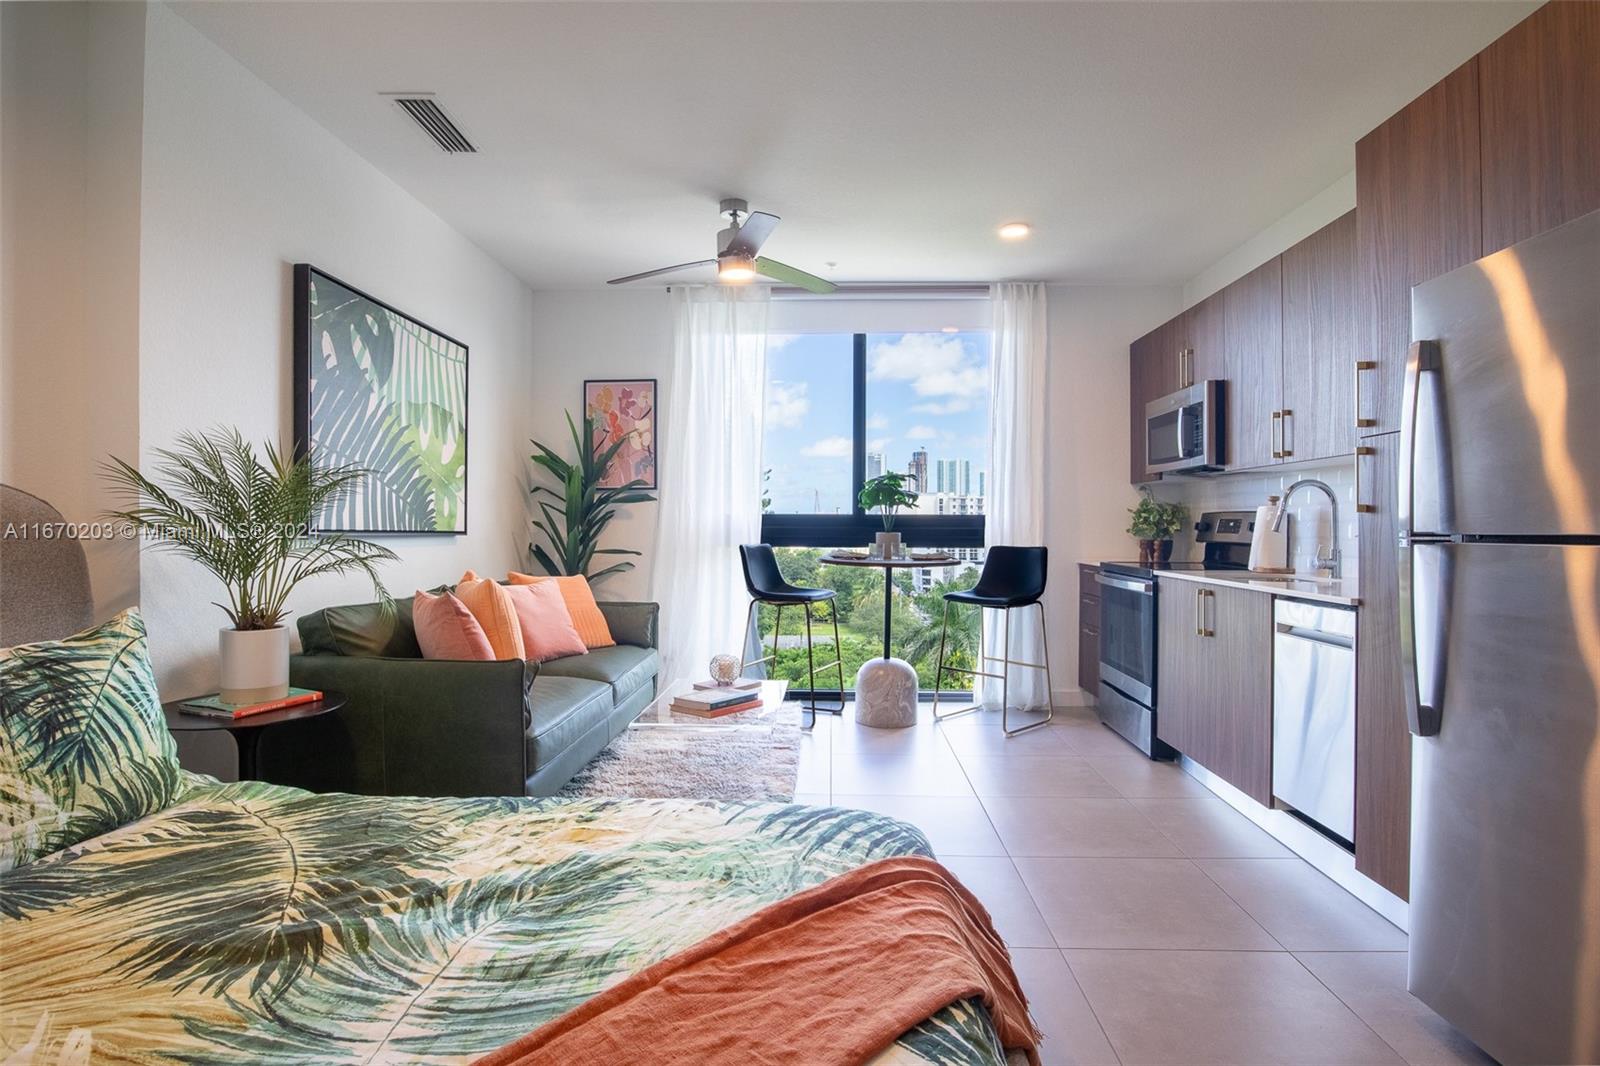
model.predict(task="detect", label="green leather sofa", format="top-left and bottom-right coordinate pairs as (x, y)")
top-left (259, 594), bottom-right (659, 798)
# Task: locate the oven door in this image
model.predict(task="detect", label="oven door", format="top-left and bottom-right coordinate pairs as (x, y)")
top-left (1095, 571), bottom-right (1155, 706)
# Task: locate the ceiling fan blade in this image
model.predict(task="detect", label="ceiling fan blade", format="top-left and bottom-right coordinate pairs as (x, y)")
top-left (755, 257), bottom-right (838, 294)
top-left (721, 211), bottom-right (781, 257)
top-left (606, 260), bottom-right (717, 285)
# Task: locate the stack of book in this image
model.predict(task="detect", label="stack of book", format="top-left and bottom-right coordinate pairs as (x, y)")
top-left (179, 687), bottom-right (323, 720)
top-left (669, 687), bottom-right (765, 718)
top-left (691, 677), bottom-right (761, 692)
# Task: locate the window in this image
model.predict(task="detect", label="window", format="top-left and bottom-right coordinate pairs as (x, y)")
top-left (759, 330), bottom-right (992, 696)
top-left (760, 331), bottom-right (991, 549)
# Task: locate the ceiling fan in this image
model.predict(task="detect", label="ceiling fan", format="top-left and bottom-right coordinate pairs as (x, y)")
top-left (606, 198), bottom-right (838, 294)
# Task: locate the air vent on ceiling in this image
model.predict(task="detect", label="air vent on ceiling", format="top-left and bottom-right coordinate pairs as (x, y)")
top-left (387, 94), bottom-right (476, 153)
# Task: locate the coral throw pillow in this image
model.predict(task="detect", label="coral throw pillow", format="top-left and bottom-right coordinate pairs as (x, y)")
top-left (506, 582), bottom-right (587, 663)
top-left (413, 590), bottom-right (496, 661)
top-left (506, 572), bottom-right (615, 648)
top-left (455, 571), bottom-right (527, 660)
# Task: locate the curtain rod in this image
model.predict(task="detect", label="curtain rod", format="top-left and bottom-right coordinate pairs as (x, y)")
top-left (770, 283), bottom-right (991, 299)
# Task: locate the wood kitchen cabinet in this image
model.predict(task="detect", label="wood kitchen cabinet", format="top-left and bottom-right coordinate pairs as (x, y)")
top-left (1224, 258), bottom-right (1284, 471)
top-left (1281, 210), bottom-right (1358, 463)
top-left (1355, 59), bottom-right (1482, 437)
top-left (1128, 319), bottom-right (1178, 484)
top-left (1180, 292), bottom-right (1226, 386)
top-left (1155, 578), bottom-right (1273, 806)
top-left (1078, 564), bottom-right (1100, 694)
top-left (1354, 432), bottom-right (1409, 899)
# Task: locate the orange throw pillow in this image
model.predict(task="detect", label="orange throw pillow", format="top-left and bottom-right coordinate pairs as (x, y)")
top-left (507, 572), bottom-right (616, 648)
top-left (455, 570), bottom-right (527, 660)
top-left (506, 582), bottom-right (588, 663)
top-left (413, 590), bottom-right (495, 660)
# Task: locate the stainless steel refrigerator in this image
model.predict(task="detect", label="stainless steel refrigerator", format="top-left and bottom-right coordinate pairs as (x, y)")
top-left (1403, 208), bottom-right (1600, 1065)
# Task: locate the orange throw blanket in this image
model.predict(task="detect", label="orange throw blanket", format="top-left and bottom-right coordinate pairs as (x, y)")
top-left (475, 855), bottom-right (1042, 1066)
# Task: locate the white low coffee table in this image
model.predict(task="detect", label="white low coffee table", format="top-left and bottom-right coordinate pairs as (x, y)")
top-left (632, 678), bottom-right (791, 729)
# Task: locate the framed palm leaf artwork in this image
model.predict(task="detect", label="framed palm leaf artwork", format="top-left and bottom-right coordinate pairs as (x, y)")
top-left (293, 265), bottom-right (468, 533)
top-left (584, 378), bottom-right (657, 490)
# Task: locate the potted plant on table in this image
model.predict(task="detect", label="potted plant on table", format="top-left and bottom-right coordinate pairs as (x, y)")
top-left (858, 472), bottom-right (920, 559)
top-left (1127, 488), bottom-right (1190, 567)
top-left (104, 428), bottom-right (396, 704)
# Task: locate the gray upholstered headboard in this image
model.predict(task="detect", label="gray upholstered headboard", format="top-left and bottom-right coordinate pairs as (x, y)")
top-left (0, 484), bottom-right (93, 646)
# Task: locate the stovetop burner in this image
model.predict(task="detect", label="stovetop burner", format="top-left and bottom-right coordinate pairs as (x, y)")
top-left (1099, 508), bottom-right (1260, 579)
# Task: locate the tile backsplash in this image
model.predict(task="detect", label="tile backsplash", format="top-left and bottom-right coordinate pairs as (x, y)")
top-left (1145, 459), bottom-right (1359, 588)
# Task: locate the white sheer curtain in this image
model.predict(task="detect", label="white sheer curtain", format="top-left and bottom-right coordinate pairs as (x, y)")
top-left (979, 282), bottom-right (1050, 710)
top-left (651, 285), bottom-right (771, 683)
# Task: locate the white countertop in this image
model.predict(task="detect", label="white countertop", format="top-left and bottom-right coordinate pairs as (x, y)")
top-left (1153, 568), bottom-right (1360, 607)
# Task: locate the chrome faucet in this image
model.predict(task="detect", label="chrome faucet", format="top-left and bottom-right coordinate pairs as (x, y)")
top-left (1272, 478), bottom-right (1342, 579)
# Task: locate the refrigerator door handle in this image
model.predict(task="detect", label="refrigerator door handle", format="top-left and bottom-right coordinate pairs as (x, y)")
top-left (1399, 536), bottom-right (1450, 737)
top-left (1398, 339), bottom-right (1443, 537)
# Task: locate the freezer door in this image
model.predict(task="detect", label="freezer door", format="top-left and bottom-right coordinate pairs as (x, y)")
top-left (1407, 540), bottom-right (1600, 1065)
top-left (1409, 209), bottom-right (1600, 537)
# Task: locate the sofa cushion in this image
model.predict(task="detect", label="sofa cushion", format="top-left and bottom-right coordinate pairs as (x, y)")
top-left (456, 571), bottom-right (526, 660)
top-left (298, 597), bottom-right (421, 659)
top-left (507, 573), bottom-right (615, 649)
top-left (506, 583), bottom-right (587, 663)
top-left (538, 645), bottom-right (659, 706)
top-left (525, 675), bottom-right (613, 771)
top-left (413, 590), bottom-right (495, 661)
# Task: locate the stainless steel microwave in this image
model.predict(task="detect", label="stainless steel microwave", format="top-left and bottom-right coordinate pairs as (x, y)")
top-left (1144, 380), bottom-right (1224, 474)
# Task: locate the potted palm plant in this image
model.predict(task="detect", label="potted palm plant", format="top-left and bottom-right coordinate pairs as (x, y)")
top-left (528, 411), bottom-right (657, 581)
top-left (1127, 487), bottom-right (1190, 566)
top-left (104, 428), bottom-right (396, 704)
top-left (858, 472), bottom-right (920, 559)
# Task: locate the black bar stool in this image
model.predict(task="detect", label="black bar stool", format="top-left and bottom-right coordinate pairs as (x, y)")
top-left (737, 544), bottom-right (846, 726)
top-left (931, 545), bottom-right (1055, 736)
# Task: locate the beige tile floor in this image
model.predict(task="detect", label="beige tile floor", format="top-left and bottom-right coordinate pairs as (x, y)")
top-left (793, 703), bottom-right (1492, 1066)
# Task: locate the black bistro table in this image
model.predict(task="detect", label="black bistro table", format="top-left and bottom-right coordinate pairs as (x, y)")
top-left (818, 551), bottom-right (959, 659)
top-left (162, 692), bottom-right (346, 781)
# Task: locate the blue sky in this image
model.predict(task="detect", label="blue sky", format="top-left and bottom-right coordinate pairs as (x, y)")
top-left (763, 331), bottom-right (991, 513)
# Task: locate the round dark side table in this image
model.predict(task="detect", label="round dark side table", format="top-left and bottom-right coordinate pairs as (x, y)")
top-left (162, 692), bottom-right (346, 781)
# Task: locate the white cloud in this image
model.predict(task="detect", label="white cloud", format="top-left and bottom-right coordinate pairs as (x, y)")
top-left (801, 435), bottom-right (853, 458)
top-left (868, 334), bottom-right (988, 398)
top-left (868, 437), bottom-right (891, 453)
top-left (905, 425), bottom-right (938, 440)
top-left (766, 380), bottom-right (809, 429)
top-left (766, 333), bottom-right (800, 353)
top-left (911, 398), bottom-right (973, 416)
top-left (867, 413), bottom-right (890, 430)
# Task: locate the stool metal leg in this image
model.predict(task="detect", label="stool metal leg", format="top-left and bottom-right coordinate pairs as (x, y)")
top-left (932, 600), bottom-right (983, 723)
top-left (737, 599), bottom-right (758, 676)
top-left (803, 603), bottom-right (817, 728)
top-left (1003, 602), bottom-right (1055, 737)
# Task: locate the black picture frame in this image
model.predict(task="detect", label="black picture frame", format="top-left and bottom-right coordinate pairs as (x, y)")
top-left (582, 377), bottom-right (659, 491)
top-left (293, 263), bottom-right (470, 534)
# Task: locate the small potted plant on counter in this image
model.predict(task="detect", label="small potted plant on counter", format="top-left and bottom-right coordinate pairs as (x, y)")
top-left (1127, 488), bottom-right (1190, 567)
top-left (104, 428), bottom-right (396, 704)
top-left (858, 471), bottom-right (920, 559)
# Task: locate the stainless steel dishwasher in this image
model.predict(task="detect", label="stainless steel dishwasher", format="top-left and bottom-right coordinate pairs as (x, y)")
top-left (1272, 598), bottom-right (1356, 846)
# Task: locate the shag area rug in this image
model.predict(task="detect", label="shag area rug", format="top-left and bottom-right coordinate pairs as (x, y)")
top-left (557, 703), bottom-right (802, 802)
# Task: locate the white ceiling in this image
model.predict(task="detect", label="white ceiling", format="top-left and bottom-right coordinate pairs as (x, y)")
top-left (172, 1), bottom-right (1535, 291)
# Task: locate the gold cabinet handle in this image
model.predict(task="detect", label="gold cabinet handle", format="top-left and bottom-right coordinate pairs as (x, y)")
top-left (1195, 588), bottom-right (1203, 636)
top-left (1200, 589), bottom-right (1215, 637)
top-left (1355, 445), bottom-right (1376, 513)
top-left (1354, 360), bottom-right (1377, 428)
top-left (1280, 408), bottom-right (1293, 458)
top-left (1271, 410), bottom-right (1283, 459)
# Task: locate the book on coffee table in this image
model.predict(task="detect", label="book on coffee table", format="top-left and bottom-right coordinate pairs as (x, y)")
top-left (669, 696), bottom-right (763, 718)
top-left (691, 677), bottom-right (762, 692)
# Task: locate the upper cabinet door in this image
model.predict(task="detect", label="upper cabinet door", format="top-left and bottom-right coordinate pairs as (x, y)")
top-left (1129, 321), bottom-right (1178, 483)
top-left (1281, 210), bottom-right (1358, 463)
top-left (1479, 1), bottom-right (1600, 255)
top-left (1187, 291), bottom-right (1226, 385)
top-left (1224, 257), bottom-right (1284, 470)
top-left (1355, 59), bottom-right (1482, 436)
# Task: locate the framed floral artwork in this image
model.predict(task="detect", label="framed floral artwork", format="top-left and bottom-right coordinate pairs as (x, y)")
top-left (584, 378), bottom-right (657, 490)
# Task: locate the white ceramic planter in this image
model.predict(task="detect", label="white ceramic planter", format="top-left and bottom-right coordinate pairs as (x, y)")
top-left (874, 530), bottom-right (903, 560)
top-left (219, 626), bottom-right (290, 704)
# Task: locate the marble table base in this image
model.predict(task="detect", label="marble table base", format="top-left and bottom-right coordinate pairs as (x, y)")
top-left (853, 658), bottom-right (918, 729)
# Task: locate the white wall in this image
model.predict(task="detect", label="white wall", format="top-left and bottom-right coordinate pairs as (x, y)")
top-left (1043, 285), bottom-right (1183, 697)
top-left (1183, 171), bottom-right (1356, 307)
top-left (0, 2), bottom-right (144, 624)
top-left (137, 4), bottom-right (535, 701)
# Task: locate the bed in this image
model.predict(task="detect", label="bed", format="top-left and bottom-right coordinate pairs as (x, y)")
top-left (0, 776), bottom-right (1008, 1064)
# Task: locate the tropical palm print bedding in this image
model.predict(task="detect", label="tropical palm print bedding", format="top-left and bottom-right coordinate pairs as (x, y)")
top-left (0, 778), bottom-right (1006, 1065)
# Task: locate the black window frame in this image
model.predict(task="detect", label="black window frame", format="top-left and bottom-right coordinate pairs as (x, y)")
top-left (760, 332), bottom-right (986, 548)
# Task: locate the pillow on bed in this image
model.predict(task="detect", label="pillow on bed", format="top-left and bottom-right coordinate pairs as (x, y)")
top-left (0, 607), bottom-right (181, 872)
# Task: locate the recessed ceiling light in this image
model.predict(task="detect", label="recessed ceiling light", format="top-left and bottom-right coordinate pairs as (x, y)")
top-left (998, 221), bottom-right (1032, 240)
top-left (941, 326), bottom-right (960, 334)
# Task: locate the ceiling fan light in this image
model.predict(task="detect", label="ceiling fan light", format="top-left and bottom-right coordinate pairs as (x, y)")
top-left (998, 221), bottom-right (1032, 240)
top-left (718, 254), bottom-right (757, 283)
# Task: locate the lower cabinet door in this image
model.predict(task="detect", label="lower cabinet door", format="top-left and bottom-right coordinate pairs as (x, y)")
top-left (1155, 579), bottom-right (1207, 757)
